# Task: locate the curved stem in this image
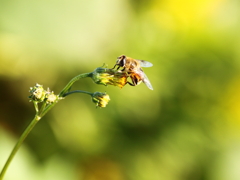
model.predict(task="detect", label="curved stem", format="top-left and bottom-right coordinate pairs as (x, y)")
top-left (0, 72), bottom-right (94, 180)
top-left (0, 115), bottom-right (40, 180)
top-left (63, 90), bottom-right (93, 97)
top-left (59, 72), bottom-right (92, 97)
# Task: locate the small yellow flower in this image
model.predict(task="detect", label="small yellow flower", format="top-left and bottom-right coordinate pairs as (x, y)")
top-left (91, 67), bottom-right (128, 88)
top-left (92, 92), bottom-right (110, 108)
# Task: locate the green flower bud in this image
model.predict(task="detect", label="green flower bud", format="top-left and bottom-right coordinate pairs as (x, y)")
top-left (92, 92), bottom-right (110, 108)
top-left (91, 67), bottom-right (128, 88)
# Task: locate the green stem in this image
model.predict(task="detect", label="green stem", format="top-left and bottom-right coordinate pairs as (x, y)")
top-left (0, 105), bottom-right (59, 180)
top-left (33, 101), bottom-right (39, 113)
top-left (0, 72), bottom-right (93, 180)
top-left (39, 100), bottom-right (58, 118)
top-left (0, 115), bottom-right (40, 180)
top-left (63, 90), bottom-right (93, 97)
top-left (59, 72), bottom-right (92, 97)
top-left (39, 101), bottom-right (47, 114)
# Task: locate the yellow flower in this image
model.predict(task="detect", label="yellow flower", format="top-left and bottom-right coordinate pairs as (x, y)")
top-left (92, 92), bottom-right (110, 108)
top-left (91, 67), bottom-right (128, 89)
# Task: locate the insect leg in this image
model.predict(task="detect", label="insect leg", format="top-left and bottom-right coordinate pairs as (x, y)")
top-left (126, 81), bottom-right (135, 86)
top-left (112, 64), bottom-right (118, 69)
top-left (126, 74), bottom-right (138, 86)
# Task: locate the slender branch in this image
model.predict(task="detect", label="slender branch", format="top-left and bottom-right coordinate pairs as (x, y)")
top-left (0, 68), bottom-right (112, 179)
top-left (0, 115), bottom-right (40, 179)
top-left (33, 101), bottom-right (39, 113)
top-left (39, 100), bottom-right (58, 118)
top-left (63, 90), bottom-right (93, 97)
top-left (59, 72), bottom-right (92, 97)
top-left (0, 72), bottom-right (93, 180)
top-left (39, 101), bottom-right (47, 114)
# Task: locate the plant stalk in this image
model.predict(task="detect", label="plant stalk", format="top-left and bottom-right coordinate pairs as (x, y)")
top-left (59, 72), bottom-right (92, 97)
top-left (0, 72), bottom-right (93, 180)
top-left (0, 115), bottom-right (40, 179)
top-left (63, 90), bottom-right (93, 97)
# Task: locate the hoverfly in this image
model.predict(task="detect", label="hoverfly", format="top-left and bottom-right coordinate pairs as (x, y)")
top-left (112, 55), bottom-right (153, 90)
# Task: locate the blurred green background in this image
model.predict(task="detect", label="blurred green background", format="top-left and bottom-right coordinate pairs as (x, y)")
top-left (1, 0), bottom-right (240, 179)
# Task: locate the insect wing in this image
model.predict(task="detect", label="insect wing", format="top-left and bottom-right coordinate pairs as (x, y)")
top-left (136, 60), bottom-right (153, 67)
top-left (139, 70), bottom-right (153, 90)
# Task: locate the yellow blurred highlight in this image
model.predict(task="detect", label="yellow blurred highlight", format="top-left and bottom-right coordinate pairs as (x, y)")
top-left (150, 0), bottom-right (226, 30)
top-left (0, 34), bottom-right (24, 77)
top-left (222, 76), bottom-right (240, 130)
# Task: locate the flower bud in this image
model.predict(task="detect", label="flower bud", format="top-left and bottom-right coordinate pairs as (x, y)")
top-left (92, 92), bottom-right (110, 108)
top-left (91, 67), bottom-right (128, 88)
top-left (45, 88), bottom-right (58, 104)
top-left (29, 83), bottom-right (46, 102)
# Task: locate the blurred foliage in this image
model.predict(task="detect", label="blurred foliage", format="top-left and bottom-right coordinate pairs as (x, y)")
top-left (1, 0), bottom-right (240, 180)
